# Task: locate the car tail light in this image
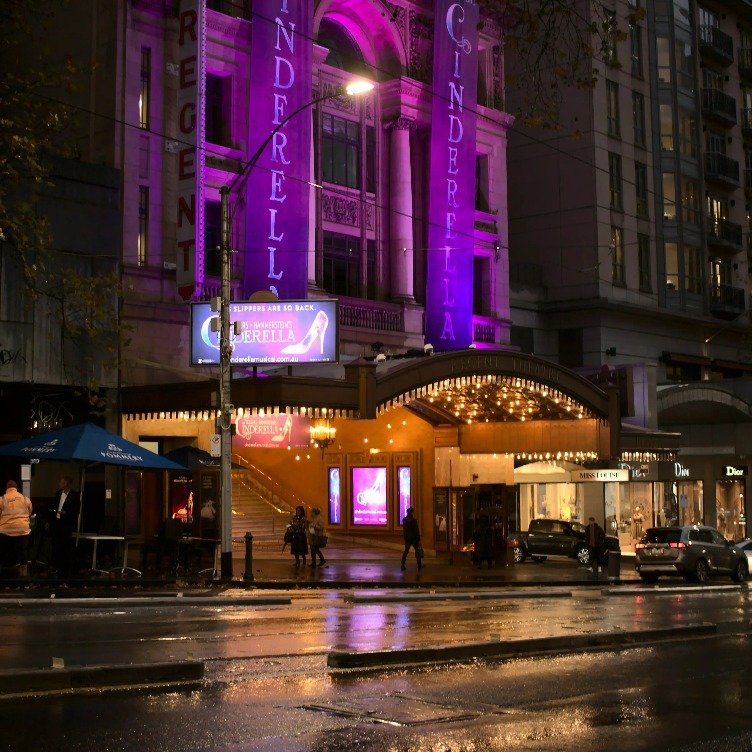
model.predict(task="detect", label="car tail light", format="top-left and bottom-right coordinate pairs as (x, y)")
top-left (509, 538), bottom-right (519, 546)
top-left (635, 543), bottom-right (645, 550)
top-left (669, 542), bottom-right (687, 549)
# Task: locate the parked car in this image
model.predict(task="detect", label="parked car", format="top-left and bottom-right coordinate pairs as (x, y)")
top-left (635, 526), bottom-right (748, 584)
top-left (732, 539), bottom-right (752, 568)
top-left (513, 518), bottom-right (620, 566)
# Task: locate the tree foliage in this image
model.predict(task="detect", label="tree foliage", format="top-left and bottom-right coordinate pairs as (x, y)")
top-left (486, 0), bottom-right (646, 130)
top-left (0, 0), bottom-right (123, 395)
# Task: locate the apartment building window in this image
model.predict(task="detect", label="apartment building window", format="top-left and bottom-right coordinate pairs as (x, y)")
top-left (665, 242), bottom-right (678, 290)
top-left (685, 245), bottom-right (703, 294)
top-left (139, 47), bottom-right (150, 130)
top-left (603, 10), bottom-right (618, 64)
top-left (630, 23), bottom-right (643, 77)
top-left (635, 162), bottom-right (649, 218)
top-left (710, 256), bottom-right (732, 288)
top-left (745, 148), bottom-right (752, 193)
top-left (632, 92), bottom-right (646, 147)
top-left (138, 186), bottom-right (148, 266)
top-left (677, 46), bottom-right (696, 93)
top-left (657, 38), bottom-right (671, 84)
top-left (699, 7), bottom-right (720, 44)
top-left (611, 226), bottom-right (625, 285)
top-left (609, 153), bottom-right (623, 209)
top-left (205, 73), bottom-right (232, 147)
top-left (637, 233), bottom-right (651, 291)
top-left (322, 113), bottom-right (360, 189)
top-left (606, 81), bottom-right (620, 137)
top-left (662, 174), bottom-right (677, 220)
top-left (703, 65), bottom-right (724, 93)
top-left (678, 110), bottom-right (698, 157)
top-left (681, 177), bottom-right (701, 226)
top-left (323, 231), bottom-right (360, 296)
top-left (660, 104), bottom-right (674, 150)
top-left (742, 88), bottom-right (752, 131)
top-left (706, 129), bottom-right (725, 156)
top-left (707, 193), bottom-right (729, 233)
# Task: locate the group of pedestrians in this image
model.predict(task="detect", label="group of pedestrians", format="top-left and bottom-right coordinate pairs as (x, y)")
top-left (287, 505), bottom-right (328, 568)
top-left (0, 475), bottom-right (81, 577)
top-left (286, 504), bottom-right (425, 572)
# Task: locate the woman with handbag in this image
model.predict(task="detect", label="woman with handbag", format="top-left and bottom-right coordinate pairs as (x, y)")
top-left (289, 505), bottom-right (309, 568)
top-left (308, 507), bottom-right (327, 568)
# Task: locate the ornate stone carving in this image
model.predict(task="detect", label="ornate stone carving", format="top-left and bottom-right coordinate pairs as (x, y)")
top-left (386, 117), bottom-right (416, 131)
top-left (322, 193), bottom-right (359, 227)
top-left (365, 202), bottom-right (375, 231)
top-left (408, 11), bottom-right (433, 84)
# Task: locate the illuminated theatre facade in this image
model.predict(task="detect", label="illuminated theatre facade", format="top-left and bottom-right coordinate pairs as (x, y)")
top-left (113, 0), bottom-right (631, 553)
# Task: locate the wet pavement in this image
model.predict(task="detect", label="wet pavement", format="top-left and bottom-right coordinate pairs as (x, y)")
top-left (0, 538), bottom-right (643, 595)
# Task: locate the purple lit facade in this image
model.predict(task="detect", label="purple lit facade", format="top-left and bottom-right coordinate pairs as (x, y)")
top-left (425, 0), bottom-right (479, 350)
top-left (123, 0), bottom-right (511, 387)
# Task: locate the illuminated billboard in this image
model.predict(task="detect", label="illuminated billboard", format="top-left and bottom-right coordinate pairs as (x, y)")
top-left (190, 299), bottom-right (338, 366)
top-left (328, 467), bottom-right (341, 525)
top-left (352, 466), bottom-right (387, 526)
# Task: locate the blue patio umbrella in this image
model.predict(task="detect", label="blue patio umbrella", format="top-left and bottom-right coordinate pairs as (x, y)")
top-left (0, 422), bottom-right (185, 539)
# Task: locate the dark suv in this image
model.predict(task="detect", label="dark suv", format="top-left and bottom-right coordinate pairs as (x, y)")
top-left (514, 518), bottom-right (619, 565)
top-left (635, 526), bottom-right (748, 584)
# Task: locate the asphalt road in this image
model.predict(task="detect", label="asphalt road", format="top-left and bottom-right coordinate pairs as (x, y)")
top-left (2, 584), bottom-right (752, 751)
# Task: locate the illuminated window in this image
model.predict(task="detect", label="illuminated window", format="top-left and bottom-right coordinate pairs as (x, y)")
top-left (139, 47), bottom-right (150, 130)
top-left (611, 226), bottom-right (625, 285)
top-left (138, 186), bottom-right (148, 266)
top-left (662, 174), bottom-right (677, 220)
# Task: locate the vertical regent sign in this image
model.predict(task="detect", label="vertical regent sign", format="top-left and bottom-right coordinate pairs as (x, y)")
top-left (425, 0), bottom-right (479, 350)
top-left (246, 0), bottom-right (313, 299)
top-left (176, 0), bottom-right (206, 302)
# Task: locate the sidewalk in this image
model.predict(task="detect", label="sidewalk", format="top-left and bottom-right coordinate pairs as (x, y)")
top-left (0, 538), bottom-right (642, 594)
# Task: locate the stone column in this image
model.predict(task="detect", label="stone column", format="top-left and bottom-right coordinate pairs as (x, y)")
top-left (388, 117), bottom-right (416, 302)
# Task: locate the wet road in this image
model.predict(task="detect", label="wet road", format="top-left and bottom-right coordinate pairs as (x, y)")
top-left (2, 585), bottom-right (752, 751)
top-left (0, 585), bottom-right (748, 671)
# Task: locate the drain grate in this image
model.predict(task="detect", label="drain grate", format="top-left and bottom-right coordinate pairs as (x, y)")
top-left (302, 694), bottom-right (480, 726)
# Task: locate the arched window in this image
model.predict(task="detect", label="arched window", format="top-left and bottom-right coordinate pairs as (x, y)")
top-left (318, 18), bottom-right (367, 76)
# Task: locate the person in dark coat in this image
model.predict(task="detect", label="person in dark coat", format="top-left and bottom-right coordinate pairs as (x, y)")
top-left (401, 507), bottom-right (424, 571)
top-left (289, 505), bottom-right (309, 568)
top-left (50, 475), bottom-right (80, 577)
top-left (474, 513), bottom-right (494, 569)
top-left (585, 516), bottom-right (605, 573)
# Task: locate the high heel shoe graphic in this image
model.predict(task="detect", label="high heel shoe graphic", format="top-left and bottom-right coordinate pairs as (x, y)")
top-left (281, 311), bottom-right (329, 355)
top-left (271, 414), bottom-right (293, 443)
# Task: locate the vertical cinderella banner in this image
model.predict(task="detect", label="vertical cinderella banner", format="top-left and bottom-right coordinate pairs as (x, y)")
top-left (425, 0), bottom-right (479, 350)
top-left (246, 0), bottom-right (313, 300)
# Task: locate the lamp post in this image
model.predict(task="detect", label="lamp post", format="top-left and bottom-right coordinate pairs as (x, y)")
top-left (217, 80), bottom-right (373, 580)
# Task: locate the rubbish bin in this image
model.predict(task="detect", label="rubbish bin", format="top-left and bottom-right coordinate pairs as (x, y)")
top-left (607, 549), bottom-right (621, 580)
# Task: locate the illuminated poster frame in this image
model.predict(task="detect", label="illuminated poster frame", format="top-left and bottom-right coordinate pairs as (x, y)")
top-left (351, 466), bottom-right (388, 526)
top-left (396, 465), bottom-right (411, 524)
top-left (190, 299), bottom-right (339, 366)
top-left (328, 466), bottom-right (342, 525)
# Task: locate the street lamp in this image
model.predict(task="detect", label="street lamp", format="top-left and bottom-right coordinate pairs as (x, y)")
top-left (217, 79), bottom-right (374, 580)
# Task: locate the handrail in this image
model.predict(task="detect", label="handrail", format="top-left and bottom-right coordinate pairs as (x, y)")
top-left (231, 453), bottom-right (310, 515)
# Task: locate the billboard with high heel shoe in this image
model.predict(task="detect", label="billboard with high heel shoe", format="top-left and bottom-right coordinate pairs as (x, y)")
top-left (190, 299), bottom-right (339, 366)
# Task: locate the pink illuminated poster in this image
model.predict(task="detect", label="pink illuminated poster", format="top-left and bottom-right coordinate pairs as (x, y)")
top-left (328, 467), bottom-right (341, 525)
top-left (233, 414), bottom-right (310, 448)
top-left (352, 467), bottom-right (387, 525)
top-left (397, 466), bottom-right (411, 523)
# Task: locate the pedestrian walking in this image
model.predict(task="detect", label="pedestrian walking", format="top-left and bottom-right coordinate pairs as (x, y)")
top-left (401, 507), bottom-right (424, 571)
top-left (0, 480), bottom-right (33, 577)
top-left (289, 505), bottom-right (309, 568)
top-left (308, 507), bottom-right (327, 568)
top-left (585, 516), bottom-right (605, 573)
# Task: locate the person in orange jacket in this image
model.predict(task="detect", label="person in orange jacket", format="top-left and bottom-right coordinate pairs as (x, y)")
top-left (0, 480), bottom-right (33, 577)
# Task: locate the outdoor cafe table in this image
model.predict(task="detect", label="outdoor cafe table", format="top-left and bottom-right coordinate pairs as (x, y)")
top-left (75, 532), bottom-right (141, 577)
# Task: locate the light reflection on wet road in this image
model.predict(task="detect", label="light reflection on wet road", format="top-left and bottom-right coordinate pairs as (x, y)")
top-left (0, 586), bottom-right (749, 671)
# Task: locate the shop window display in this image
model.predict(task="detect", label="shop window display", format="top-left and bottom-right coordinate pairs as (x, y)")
top-left (716, 479), bottom-right (746, 541)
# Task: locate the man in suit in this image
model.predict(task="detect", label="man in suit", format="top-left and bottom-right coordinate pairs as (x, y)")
top-left (51, 475), bottom-right (80, 576)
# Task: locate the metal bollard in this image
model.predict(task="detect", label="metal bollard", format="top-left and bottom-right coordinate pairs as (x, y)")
top-left (243, 531), bottom-right (254, 582)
